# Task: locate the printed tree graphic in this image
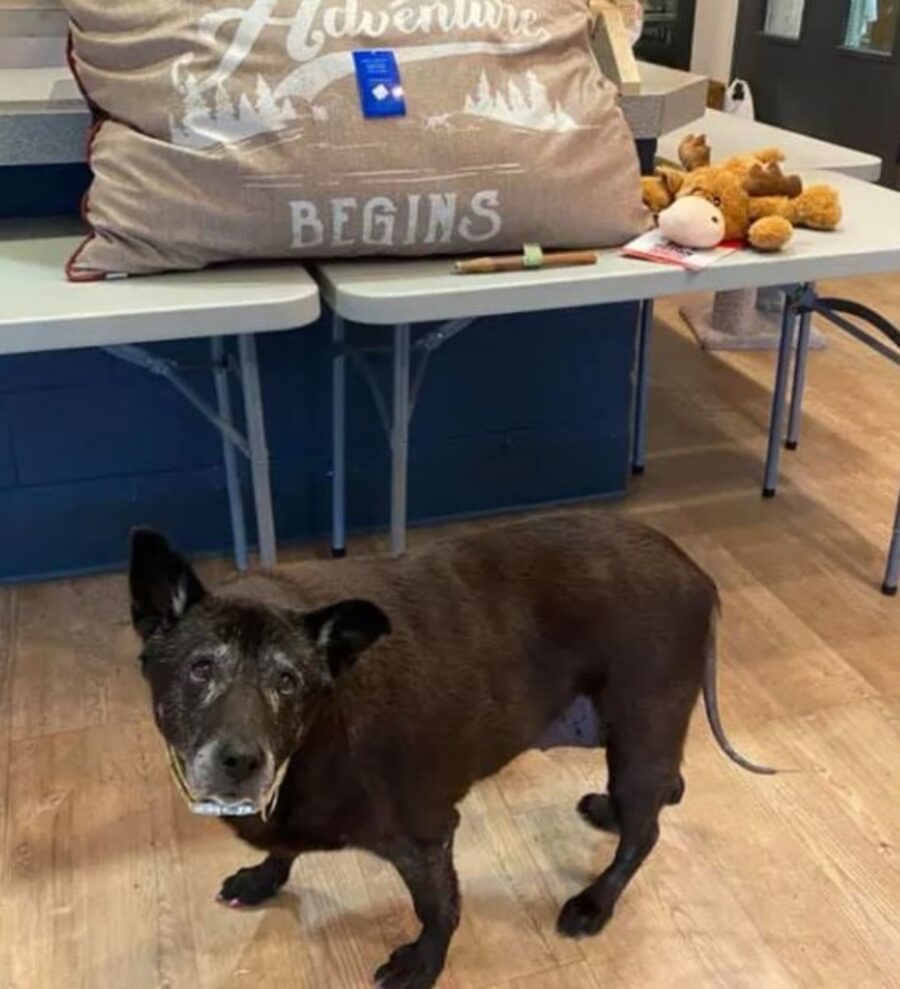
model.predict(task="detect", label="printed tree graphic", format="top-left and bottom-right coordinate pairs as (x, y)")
top-left (463, 69), bottom-right (579, 132)
top-left (493, 89), bottom-right (511, 118)
top-left (214, 84), bottom-right (235, 123)
top-left (507, 79), bottom-right (528, 117)
top-left (182, 74), bottom-right (208, 126)
top-left (172, 71), bottom-right (301, 149)
top-left (476, 71), bottom-right (491, 107)
top-left (525, 72), bottom-right (547, 107)
top-left (525, 72), bottom-right (549, 117)
top-left (256, 76), bottom-right (298, 128)
top-left (256, 76), bottom-right (280, 126)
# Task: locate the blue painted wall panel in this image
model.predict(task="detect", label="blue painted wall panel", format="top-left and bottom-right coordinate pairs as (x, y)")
top-left (0, 339), bottom-right (201, 393)
top-left (9, 374), bottom-right (221, 485)
top-left (0, 466), bottom-right (233, 582)
top-left (0, 308), bottom-right (637, 581)
top-left (343, 425), bottom-right (630, 536)
top-left (0, 396), bottom-right (16, 489)
top-left (1, 166), bottom-right (639, 581)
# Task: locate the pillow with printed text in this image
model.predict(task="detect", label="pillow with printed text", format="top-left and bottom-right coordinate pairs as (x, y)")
top-left (64, 0), bottom-right (649, 278)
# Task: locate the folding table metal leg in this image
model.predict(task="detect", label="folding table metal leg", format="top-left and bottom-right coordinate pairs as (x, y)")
top-left (211, 337), bottom-right (248, 571)
top-left (884, 489), bottom-right (900, 596)
top-left (762, 297), bottom-right (800, 498)
top-left (631, 300), bottom-right (654, 476)
top-left (390, 324), bottom-right (412, 556)
top-left (238, 334), bottom-right (277, 568)
top-left (786, 299), bottom-right (814, 452)
top-left (331, 315), bottom-right (347, 558)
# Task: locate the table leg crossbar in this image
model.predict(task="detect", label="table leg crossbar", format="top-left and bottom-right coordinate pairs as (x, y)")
top-left (331, 314), bottom-right (475, 557)
top-left (762, 284), bottom-right (899, 595)
top-left (103, 334), bottom-right (276, 571)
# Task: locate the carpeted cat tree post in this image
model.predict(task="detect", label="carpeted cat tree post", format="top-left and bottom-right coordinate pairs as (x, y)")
top-left (681, 285), bottom-right (826, 351)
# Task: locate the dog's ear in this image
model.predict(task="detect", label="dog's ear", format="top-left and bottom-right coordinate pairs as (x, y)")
top-left (129, 528), bottom-right (206, 641)
top-left (303, 599), bottom-right (391, 677)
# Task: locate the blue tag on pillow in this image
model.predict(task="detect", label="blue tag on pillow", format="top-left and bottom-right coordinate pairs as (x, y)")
top-left (353, 50), bottom-right (406, 119)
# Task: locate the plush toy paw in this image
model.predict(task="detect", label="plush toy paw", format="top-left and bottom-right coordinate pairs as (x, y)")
top-left (641, 166), bottom-right (685, 215)
top-left (641, 176), bottom-right (674, 215)
top-left (748, 215), bottom-right (794, 252)
top-left (790, 184), bottom-right (842, 231)
top-left (722, 146), bottom-right (784, 170)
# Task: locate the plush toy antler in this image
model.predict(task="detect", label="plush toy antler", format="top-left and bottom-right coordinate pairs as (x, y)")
top-left (678, 134), bottom-right (711, 172)
top-left (745, 161), bottom-right (803, 199)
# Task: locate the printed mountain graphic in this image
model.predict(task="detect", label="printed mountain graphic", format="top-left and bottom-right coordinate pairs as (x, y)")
top-left (463, 71), bottom-right (579, 132)
top-left (171, 75), bottom-right (299, 150)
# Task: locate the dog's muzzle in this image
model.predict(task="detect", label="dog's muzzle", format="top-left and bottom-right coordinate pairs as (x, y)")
top-left (165, 744), bottom-right (289, 822)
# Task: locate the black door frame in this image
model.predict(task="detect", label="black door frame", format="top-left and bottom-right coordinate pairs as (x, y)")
top-left (733, 1), bottom-right (900, 186)
top-left (635, 0), bottom-right (697, 71)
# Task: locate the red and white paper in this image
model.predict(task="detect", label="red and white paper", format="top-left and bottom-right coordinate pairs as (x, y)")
top-left (622, 229), bottom-right (743, 271)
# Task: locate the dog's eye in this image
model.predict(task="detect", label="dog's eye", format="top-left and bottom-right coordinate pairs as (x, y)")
top-left (277, 671), bottom-right (298, 696)
top-left (190, 658), bottom-right (215, 683)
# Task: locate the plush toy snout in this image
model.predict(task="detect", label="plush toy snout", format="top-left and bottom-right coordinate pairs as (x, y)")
top-left (658, 196), bottom-right (726, 250)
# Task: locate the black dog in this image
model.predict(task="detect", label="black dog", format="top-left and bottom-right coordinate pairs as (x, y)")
top-left (129, 512), bottom-right (771, 989)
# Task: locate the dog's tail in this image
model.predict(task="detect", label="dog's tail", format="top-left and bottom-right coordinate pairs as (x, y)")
top-left (702, 604), bottom-right (777, 775)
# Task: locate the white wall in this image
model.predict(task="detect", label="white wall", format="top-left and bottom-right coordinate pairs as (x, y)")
top-left (691, 0), bottom-right (740, 83)
top-left (0, 2), bottom-right (67, 68)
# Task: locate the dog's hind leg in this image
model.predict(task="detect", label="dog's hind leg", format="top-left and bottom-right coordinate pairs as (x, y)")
top-left (375, 817), bottom-right (461, 989)
top-left (560, 699), bottom-right (691, 939)
top-left (218, 853), bottom-right (296, 907)
top-left (577, 792), bottom-right (619, 833)
top-left (578, 771), bottom-right (684, 834)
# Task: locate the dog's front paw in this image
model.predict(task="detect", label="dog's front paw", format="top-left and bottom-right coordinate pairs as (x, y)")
top-left (556, 891), bottom-right (611, 939)
top-left (374, 942), bottom-right (440, 989)
top-left (217, 864), bottom-right (283, 908)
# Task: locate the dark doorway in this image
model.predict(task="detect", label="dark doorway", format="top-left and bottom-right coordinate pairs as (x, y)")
top-left (733, 0), bottom-right (900, 186)
top-left (635, 0), bottom-right (697, 70)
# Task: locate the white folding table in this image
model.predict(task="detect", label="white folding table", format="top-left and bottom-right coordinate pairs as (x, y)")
top-left (0, 218), bottom-right (321, 569)
top-left (315, 170), bottom-right (900, 593)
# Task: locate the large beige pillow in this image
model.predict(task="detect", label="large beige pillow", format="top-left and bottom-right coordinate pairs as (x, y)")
top-left (64, 0), bottom-right (649, 278)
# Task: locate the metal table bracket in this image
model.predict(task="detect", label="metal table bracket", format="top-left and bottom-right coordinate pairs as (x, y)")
top-left (103, 334), bottom-right (276, 570)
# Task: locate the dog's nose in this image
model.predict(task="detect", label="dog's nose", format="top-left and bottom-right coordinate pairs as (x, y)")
top-left (218, 740), bottom-right (264, 783)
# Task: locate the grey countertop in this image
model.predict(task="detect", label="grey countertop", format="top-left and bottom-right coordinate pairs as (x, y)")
top-left (619, 62), bottom-right (708, 141)
top-left (0, 66), bottom-right (86, 167)
top-left (660, 108), bottom-right (883, 183)
top-left (0, 60), bottom-right (709, 167)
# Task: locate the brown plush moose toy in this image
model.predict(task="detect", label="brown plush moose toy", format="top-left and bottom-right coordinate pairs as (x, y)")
top-left (642, 134), bottom-right (843, 252)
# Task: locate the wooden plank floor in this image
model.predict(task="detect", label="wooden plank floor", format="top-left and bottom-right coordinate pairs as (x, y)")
top-left (1, 277), bottom-right (898, 989)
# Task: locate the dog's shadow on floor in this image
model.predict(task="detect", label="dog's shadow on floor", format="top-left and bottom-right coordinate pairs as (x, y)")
top-left (234, 874), bottom-right (615, 989)
top-left (247, 855), bottom-right (605, 948)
